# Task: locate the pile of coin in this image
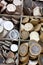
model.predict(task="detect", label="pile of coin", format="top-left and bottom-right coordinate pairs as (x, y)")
top-left (0, 40), bottom-right (18, 64)
top-left (20, 16), bottom-right (43, 65)
top-left (23, 0), bottom-right (43, 16)
top-left (0, 0), bottom-right (22, 15)
top-left (19, 42), bottom-right (29, 65)
top-left (0, 17), bottom-right (19, 40)
top-left (21, 17), bottom-right (43, 42)
top-left (19, 41), bottom-right (42, 65)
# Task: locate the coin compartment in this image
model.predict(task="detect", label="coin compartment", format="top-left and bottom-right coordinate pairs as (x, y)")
top-left (0, 15), bottom-right (20, 41)
top-left (19, 16), bottom-right (43, 65)
top-left (0, 0), bottom-right (22, 15)
top-left (20, 16), bottom-right (43, 41)
top-left (19, 40), bottom-right (40, 65)
top-left (0, 39), bottom-right (19, 65)
top-left (23, 0), bottom-right (43, 16)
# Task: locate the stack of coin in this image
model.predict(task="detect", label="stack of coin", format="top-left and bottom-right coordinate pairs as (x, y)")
top-left (0, 18), bottom-right (14, 38)
top-left (21, 17), bottom-right (43, 42)
top-left (19, 43), bottom-right (29, 65)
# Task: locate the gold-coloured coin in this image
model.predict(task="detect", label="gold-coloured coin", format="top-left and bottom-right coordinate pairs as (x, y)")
top-left (19, 43), bottom-right (28, 56)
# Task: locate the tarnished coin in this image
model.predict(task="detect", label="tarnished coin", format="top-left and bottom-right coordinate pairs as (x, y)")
top-left (7, 51), bottom-right (15, 58)
top-left (21, 30), bottom-right (29, 40)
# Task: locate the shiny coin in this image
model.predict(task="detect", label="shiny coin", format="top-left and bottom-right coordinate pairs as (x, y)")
top-left (30, 31), bottom-right (40, 42)
top-left (4, 21), bottom-right (14, 31)
top-left (10, 44), bottom-right (18, 52)
top-left (7, 4), bottom-right (16, 12)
